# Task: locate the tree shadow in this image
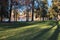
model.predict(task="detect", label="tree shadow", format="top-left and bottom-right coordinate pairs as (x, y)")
top-left (0, 24), bottom-right (56, 40)
top-left (0, 21), bottom-right (46, 31)
top-left (48, 25), bottom-right (60, 40)
top-left (0, 20), bottom-right (56, 27)
top-left (31, 25), bottom-right (56, 40)
top-left (0, 25), bottom-right (48, 40)
top-left (48, 20), bottom-right (56, 26)
top-left (0, 21), bottom-right (56, 31)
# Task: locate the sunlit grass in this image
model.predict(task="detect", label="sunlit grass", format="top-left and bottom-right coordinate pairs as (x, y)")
top-left (0, 21), bottom-right (59, 40)
top-left (58, 33), bottom-right (60, 40)
top-left (59, 21), bottom-right (60, 24)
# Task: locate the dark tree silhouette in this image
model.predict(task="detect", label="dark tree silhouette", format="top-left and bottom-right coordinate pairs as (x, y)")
top-left (8, 0), bottom-right (12, 22)
top-left (32, 0), bottom-right (34, 21)
top-left (40, 0), bottom-right (48, 21)
top-left (0, 0), bottom-right (9, 22)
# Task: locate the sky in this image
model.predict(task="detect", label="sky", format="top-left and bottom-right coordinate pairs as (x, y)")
top-left (48, 0), bottom-right (52, 8)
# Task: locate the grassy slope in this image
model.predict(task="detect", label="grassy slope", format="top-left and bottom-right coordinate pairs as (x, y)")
top-left (0, 21), bottom-right (60, 40)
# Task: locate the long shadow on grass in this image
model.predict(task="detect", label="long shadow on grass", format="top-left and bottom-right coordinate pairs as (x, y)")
top-left (0, 25), bottom-right (56, 40)
top-left (1, 27), bottom-right (41, 40)
top-left (0, 21), bottom-right (45, 27)
top-left (0, 21), bottom-right (56, 28)
top-left (31, 24), bottom-right (56, 40)
top-left (48, 24), bottom-right (60, 40)
top-left (0, 21), bottom-right (56, 31)
top-left (0, 21), bottom-right (46, 31)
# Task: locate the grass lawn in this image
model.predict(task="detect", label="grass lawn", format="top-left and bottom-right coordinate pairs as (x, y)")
top-left (0, 21), bottom-right (60, 40)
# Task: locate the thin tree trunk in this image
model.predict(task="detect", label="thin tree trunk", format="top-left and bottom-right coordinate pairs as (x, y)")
top-left (26, 11), bottom-right (29, 22)
top-left (0, 10), bottom-right (2, 22)
top-left (14, 12), bottom-right (15, 21)
top-left (16, 11), bottom-right (17, 21)
top-left (43, 17), bottom-right (44, 21)
top-left (1, 6), bottom-right (4, 22)
top-left (9, 0), bottom-right (12, 22)
top-left (9, 6), bottom-right (12, 22)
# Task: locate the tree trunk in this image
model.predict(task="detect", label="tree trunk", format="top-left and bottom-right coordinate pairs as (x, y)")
top-left (1, 6), bottom-right (4, 22)
top-left (26, 11), bottom-right (29, 22)
top-left (0, 15), bottom-right (3, 22)
top-left (15, 11), bottom-right (17, 22)
top-left (43, 17), bottom-right (44, 21)
top-left (9, 6), bottom-right (12, 22)
top-left (9, 0), bottom-right (12, 22)
top-left (32, 0), bottom-right (34, 21)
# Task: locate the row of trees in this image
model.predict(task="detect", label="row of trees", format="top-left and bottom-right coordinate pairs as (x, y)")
top-left (0, 0), bottom-right (49, 22)
top-left (0, 0), bottom-right (60, 22)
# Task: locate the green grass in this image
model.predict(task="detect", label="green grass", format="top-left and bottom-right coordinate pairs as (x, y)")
top-left (0, 21), bottom-right (60, 40)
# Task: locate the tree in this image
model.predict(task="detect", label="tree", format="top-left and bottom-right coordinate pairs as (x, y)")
top-left (52, 0), bottom-right (60, 29)
top-left (8, 0), bottom-right (13, 22)
top-left (9, 0), bottom-right (18, 22)
top-left (31, 0), bottom-right (34, 21)
top-left (40, 0), bottom-right (48, 21)
top-left (25, 0), bottom-right (31, 22)
top-left (53, 6), bottom-right (59, 25)
top-left (0, 0), bottom-right (9, 22)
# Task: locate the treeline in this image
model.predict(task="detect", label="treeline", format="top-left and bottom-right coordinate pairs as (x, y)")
top-left (0, 0), bottom-right (60, 22)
